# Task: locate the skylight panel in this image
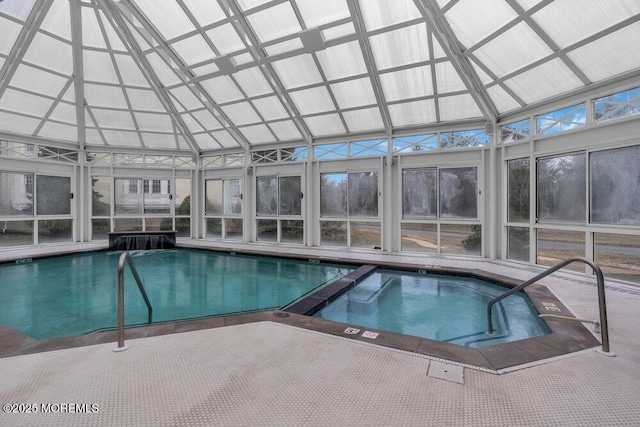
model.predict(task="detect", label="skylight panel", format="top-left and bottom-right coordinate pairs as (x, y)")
top-left (133, 0), bottom-right (195, 41)
top-left (368, 23), bottom-right (432, 70)
top-left (0, 0), bottom-right (36, 21)
top-left (567, 22), bottom-right (640, 83)
top-left (171, 34), bottom-right (215, 65)
top-left (82, 7), bottom-right (107, 48)
top-left (38, 122), bottom-right (77, 142)
top-left (358, 0), bottom-right (422, 32)
top-left (221, 102), bottom-right (261, 125)
top-left (240, 124), bottom-right (276, 145)
top-left (296, 0), bottom-right (350, 28)
top-left (23, 33), bottom-right (72, 75)
top-left (289, 86), bottom-right (336, 115)
top-left (304, 114), bottom-right (345, 136)
top-left (180, 113), bottom-right (204, 132)
top-left (100, 10), bottom-right (126, 51)
top-left (271, 54), bottom-right (323, 89)
top-left (114, 55), bottom-right (149, 87)
top-left (316, 41), bottom-right (367, 81)
top-left (193, 133), bottom-right (219, 150)
top-left (0, 111), bottom-right (40, 134)
top-left (435, 62), bottom-right (466, 94)
top-left (134, 112), bottom-right (174, 132)
top-left (322, 23), bottom-right (355, 42)
top-left (49, 102), bottom-right (77, 124)
top-left (101, 130), bottom-right (141, 147)
top-left (330, 77), bottom-right (377, 109)
top-left (141, 132), bottom-right (178, 149)
top-left (205, 23), bottom-right (246, 56)
top-left (379, 66), bottom-right (434, 102)
top-left (126, 88), bottom-right (165, 112)
top-left (470, 60), bottom-right (494, 85)
top-left (201, 76), bottom-right (244, 104)
top-left (91, 109), bottom-right (136, 130)
top-left (85, 128), bottom-right (104, 145)
top-left (192, 110), bottom-right (222, 131)
top-left (145, 53), bottom-right (182, 87)
top-left (233, 67), bottom-right (272, 97)
top-left (486, 85), bottom-right (521, 113)
top-left (473, 21), bottom-right (553, 78)
top-left (387, 99), bottom-right (437, 126)
top-left (169, 86), bottom-right (204, 111)
top-left (533, 0), bottom-right (640, 50)
top-left (0, 17), bottom-right (22, 55)
top-left (445, 0), bottom-right (517, 48)
top-left (343, 108), bottom-right (384, 132)
top-left (504, 58), bottom-right (583, 104)
top-left (237, 0), bottom-right (271, 10)
top-left (210, 130), bottom-right (240, 148)
top-left (10, 65), bottom-right (68, 98)
top-left (263, 39), bottom-right (304, 57)
top-left (40, 0), bottom-right (70, 40)
top-left (232, 52), bottom-right (254, 67)
top-left (0, 89), bottom-right (54, 117)
top-left (182, 0), bottom-right (227, 27)
top-left (269, 120), bottom-right (302, 141)
top-left (61, 85), bottom-right (74, 102)
top-left (252, 97), bottom-right (289, 121)
top-left (246, 3), bottom-right (301, 43)
top-left (515, 0), bottom-right (546, 10)
top-left (85, 84), bottom-right (128, 109)
top-left (83, 50), bottom-right (119, 84)
top-left (438, 94), bottom-right (483, 121)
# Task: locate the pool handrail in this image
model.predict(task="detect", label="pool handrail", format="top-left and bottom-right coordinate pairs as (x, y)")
top-left (486, 257), bottom-right (612, 355)
top-left (115, 251), bottom-right (153, 351)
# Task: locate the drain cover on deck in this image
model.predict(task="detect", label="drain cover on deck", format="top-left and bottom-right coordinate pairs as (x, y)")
top-left (427, 361), bottom-right (464, 384)
top-left (273, 312), bottom-right (291, 318)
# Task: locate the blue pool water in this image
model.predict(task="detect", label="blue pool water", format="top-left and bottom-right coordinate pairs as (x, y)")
top-left (314, 269), bottom-right (549, 348)
top-left (0, 249), bottom-right (354, 339)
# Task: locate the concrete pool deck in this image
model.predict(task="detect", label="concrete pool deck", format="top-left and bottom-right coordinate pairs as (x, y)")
top-left (1, 241), bottom-right (640, 425)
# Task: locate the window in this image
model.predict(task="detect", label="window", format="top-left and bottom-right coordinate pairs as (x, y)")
top-left (537, 154), bottom-right (586, 223)
top-left (402, 168), bottom-right (436, 219)
top-left (507, 158), bottom-right (529, 223)
top-left (152, 180), bottom-right (161, 194)
top-left (594, 86), bottom-right (640, 123)
top-left (129, 179), bottom-right (138, 194)
top-left (256, 176), bottom-right (303, 244)
top-left (205, 178), bottom-right (242, 240)
top-left (536, 104), bottom-right (586, 136)
top-left (439, 168), bottom-right (477, 218)
top-left (501, 118), bottom-right (531, 143)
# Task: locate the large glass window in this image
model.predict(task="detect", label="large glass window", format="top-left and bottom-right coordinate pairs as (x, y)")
top-left (175, 178), bottom-right (191, 237)
top-left (537, 229), bottom-right (584, 271)
top-left (537, 154), bottom-right (585, 223)
top-left (0, 172), bottom-right (33, 216)
top-left (256, 175), bottom-right (303, 244)
top-left (439, 168), bottom-right (477, 218)
top-left (507, 159), bottom-right (529, 223)
top-left (590, 145), bottom-right (640, 225)
top-left (594, 233), bottom-right (640, 283)
top-left (402, 168), bottom-right (436, 219)
top-left (205, 178), bottom-right (242, 240)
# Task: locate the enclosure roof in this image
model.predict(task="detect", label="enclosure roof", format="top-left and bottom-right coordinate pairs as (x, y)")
top-left (1, 0), bottom-right (640, 154)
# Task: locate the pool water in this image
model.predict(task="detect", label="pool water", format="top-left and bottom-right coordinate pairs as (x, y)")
top-left (0, 249), bottom-right (354, 339)
top-left (314, 269), bottom-right (550, 348)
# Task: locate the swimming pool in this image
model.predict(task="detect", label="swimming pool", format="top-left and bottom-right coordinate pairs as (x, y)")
top-left (0, 249), bottom-right (354, 340)
top-left (313, 269), bottom-right (550, 348)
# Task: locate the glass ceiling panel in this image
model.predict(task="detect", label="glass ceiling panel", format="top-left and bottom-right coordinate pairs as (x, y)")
top-left (296, 0), bottom-right (351, 28)
top-left (23, 33), bottom-right (72, 75)
top-left (271, 54), bottom-right (323, 89)
top-left (145, 53), bottom-right (182, 87)
top-left (515, 0), bottom-right (545, 10)
top-left (100, 10), bottom-right (126, 51)
top-left (191, 62), bottom-right (220, 77)
top-left (532, 0), bottom-right (640, 50)
top-left (264, 38), bottom-right (304, 57)
top-left (237, 0), bottom-right (271, 11)
top-left (232, 52), bottom-right (254, 67)
top-left (133, 0), bottom-right (195, 41)
top-left (182, 0), bottom-right (226, 27)
top-left (41, 0), bottom-right (70, 40)
top-left (0, 88), bottom-right (54, 117)
top-left (470, 60), bottom-right (494, 85)
top-left (83, 50), bottom-right (119, 84)
top-left (289, 86), bottom-right (336, 115)
top-left (193, 133), bottom-right (219, 150)
top-left (191, 110), bottom-right (222, 130)
top-left (141, 132), bottom-right (178, 149)
top-left (85, 128), bottom-right (104, 145)
top-left (504, 58), bottom-right (583, 104)
top-left (38, 122), bottom-right (77, 142)
top-left (101, 129), bottom-right (141, 147)
top-left (0, 17), bottom-right (22, 55)
top-left (316, 41), bottom-right (367, 81)
top-left (439, 94), bottom-right (483, 121)
top-left (322, 23), bottom-right (355, 42)
top-left (91, 109), bottom-right (136, 130)
top-left (233, 67), bottom-right (272, 97)
top-left (134, 112), bottom-right (174, 132)
top-left (210, 130), bottom-right (240, 148)
top-left (0, 111), bottom-right (40, 134)
top-left (114, 55), bottom-right (149, 87)
top-left (473, 22), bottom-right (553, 78)
top-left (358, 0), bottom-right (422, 32)
top-left (380, 66), bottom-right (434, 102)
top-left (304, 113), bottom-right (345, 136)
top-left (387, 99), bottom-right (437, 127)
top-left (9, 64), bottom-right (68, 98)
top-left (0, 0), bottom-right (36, 21)
top-left (85, 84), bottom-right (128, 108)
top-left (368, 23), bottom-right (431, 70)
top-left (486, 85), bottom-right (521, 113)
top-left (567, 22), bottom-right (640, 83)
top-left (171, 34), bottom-right (215, 65)
top-left (330, 77), bottom-right (377, 109)
top-left (221, 102), bottom-right (261, 125)
top-left (343, 108), bottom-right (384, 132)
top-left (252, 96), bottom-right (289, 121)
top-left (181, 113), bottom-right (204, 132)
top-left (240, 124), bottom-right (276, 145)
top-left (169, 86), bottom-right (204, 111)
top-left (49, 102), bottom-right (77, 124)
top-left (445, 0), bottom-right (517, 48)
top-left (201, 76), bottom-right (244, 104)
top-left (246, 3), bottom-right (301, 43)
top-left (126, 88), bottom-right (165, 112)
top-left (205, 23), bottom-right (246, 55)
top-left (82, 7), bottom-right (107, 48)
top-left (269, 120), bottom-right (302, 141)
top-left (434, 61), bottom-right (466, 94)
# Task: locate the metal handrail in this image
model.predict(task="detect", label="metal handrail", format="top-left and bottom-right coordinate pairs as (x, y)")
top-left (487, 257), bottom-right (612, 354)
top-left (114, 251), bottom-right (153, 351)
